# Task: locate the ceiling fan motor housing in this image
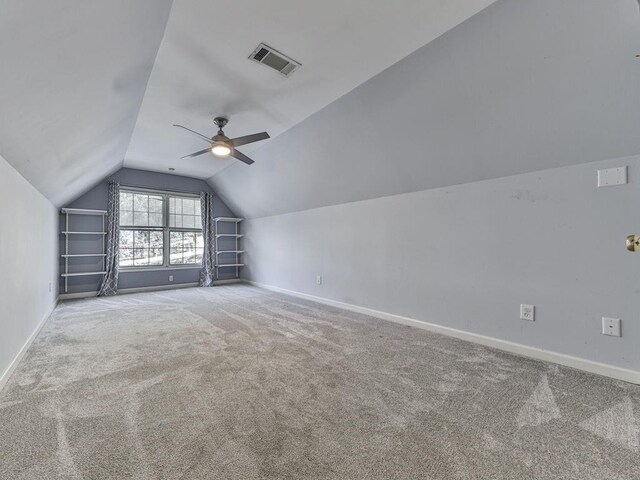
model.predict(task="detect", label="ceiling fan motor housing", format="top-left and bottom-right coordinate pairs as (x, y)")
top-left (214, 117), bottom-right (229, 129)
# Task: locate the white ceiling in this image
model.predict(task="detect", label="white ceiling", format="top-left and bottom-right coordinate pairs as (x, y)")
top-left (124, 0), bottom-right (498, 179)
top-left (0, 0), bottom-right (173, 206)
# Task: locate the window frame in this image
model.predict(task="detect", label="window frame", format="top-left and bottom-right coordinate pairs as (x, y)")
top-left (118, 187), bottom-right (203, 271)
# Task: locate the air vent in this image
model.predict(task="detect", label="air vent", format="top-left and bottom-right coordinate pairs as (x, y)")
top-left (249, 43), bottom-right (301, 77)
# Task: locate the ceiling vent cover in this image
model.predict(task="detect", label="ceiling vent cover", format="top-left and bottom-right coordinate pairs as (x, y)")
top-left (249, 43), bottom-right (301, 77)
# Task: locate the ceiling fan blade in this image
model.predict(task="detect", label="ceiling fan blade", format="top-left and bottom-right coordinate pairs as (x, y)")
top-left (231, 149), bottom-right (255, 165)
top-left (173, 124), bottom-right (212, 143)
top-left (231, 132), bottom-right (270, 147)
top-left (181, 148), bottom-right (211, 159)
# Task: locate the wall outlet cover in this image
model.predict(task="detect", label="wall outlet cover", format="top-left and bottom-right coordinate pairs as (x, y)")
top-left (169, 275), bottom-right (174, 282)
top-left (520, 304), bottom-right (535, 321)
top-left (602, 317), bottom-right (621, 337)
top-left (597, 166), bottom-right (627, 187)
top-left (316, 275), bottom-right (322, 285)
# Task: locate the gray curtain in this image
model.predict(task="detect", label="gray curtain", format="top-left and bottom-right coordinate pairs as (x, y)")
top-left (98, 181), bottom-right (120, 296)
top-left (199, 192), bottom-right (216, 287)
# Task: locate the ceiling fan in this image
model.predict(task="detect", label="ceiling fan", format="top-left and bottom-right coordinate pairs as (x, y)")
top-left (173, 117), bottom-right (270, 165)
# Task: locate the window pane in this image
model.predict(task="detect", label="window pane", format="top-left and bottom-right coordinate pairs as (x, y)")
top-left (119, 228), bottom-right (163, 267)
top-left (122, 193), bottom-right (166, 227)
top-left (149, 196), bottom-right (163, 213)
top-left (168, 196), bottom-right (202, 232)
top-left (120, 248), bottom-right (134, 267)
top-left (134, 256), bottom-right (149, 266)
top-left (170, 230), bottom-right (203, 265)
top-left (120, 192), bottom-right (133, 211)
top-left (150, 231), bottom-right (163, 248)
top-left (120, 230), bottom-right (133, 248)
top-left (134, 230), bottom-right (149, 246)
top-left (183, 199), bottom-right (195, 215)
top-left (134, 194), bottom-right (148, 212)
top-left (149, 213), bottom-right (163, 227)
top-left (120, 210), bottom-right (133, 226)
top-left (133, 212), bottom-right (148, 227)
top-left (183, 215), bottom-right (195, 229)
top-left (149, 248), bottom-right (163, 265)
top-left (195, 233), bottom-right (204, 263)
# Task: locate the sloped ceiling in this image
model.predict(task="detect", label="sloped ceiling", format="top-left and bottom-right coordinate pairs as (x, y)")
top-left (1, 0), bottom-right (499, 206)
top-left (0, 0), bottom-right (173, 206)
top-left (124, 0), bottom-right (498, 178)
top-left (3, 0), bottom-right (637, 215)
top-left (209, 0), bottom-right (640, 219)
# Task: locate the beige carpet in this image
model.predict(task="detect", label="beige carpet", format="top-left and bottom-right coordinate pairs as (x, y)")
top-left (1, 284), bottom-right (639, 479)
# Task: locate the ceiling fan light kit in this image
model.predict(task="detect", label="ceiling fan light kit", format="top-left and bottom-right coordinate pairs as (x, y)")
top-left (211, 142), bottom-right (231, 157)
top-left (173, 116), bottom-right (270, 165)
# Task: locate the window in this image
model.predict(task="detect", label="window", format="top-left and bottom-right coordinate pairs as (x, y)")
top-left (118, 189), bottom-right (203, 268)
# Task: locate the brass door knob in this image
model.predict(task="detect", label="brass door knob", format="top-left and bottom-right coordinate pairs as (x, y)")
top-left (627, 235), bottom-right (640, 252)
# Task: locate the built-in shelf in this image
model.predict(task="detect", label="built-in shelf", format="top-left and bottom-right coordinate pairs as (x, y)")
top-left (61, 271), bottom-right (107, 277)
top-left (61, 208), bottom-right (108, 293)
top-left (61, 208), bottom-right (107, 216)
top-left (214, 218), bottom-right (244, 280)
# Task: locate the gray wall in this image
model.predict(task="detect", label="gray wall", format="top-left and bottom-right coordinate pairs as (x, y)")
top-left (244, 155), bottom-right (640, 371)
top-left (0, 153), bottom-right (58, 382)
top-left (63, 168), bottom-right (238, 294)
top-left (209, 0), bottom-right (640, 219)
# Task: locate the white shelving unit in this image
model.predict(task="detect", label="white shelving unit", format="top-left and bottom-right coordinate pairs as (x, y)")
top-left (61, 208), bottom-right (108, 293)
top-left (214, 217), bottom-right (244, 279)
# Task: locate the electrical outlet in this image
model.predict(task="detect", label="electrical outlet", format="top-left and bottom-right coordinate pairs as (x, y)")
top-left (602, 317), bottom-right (621, 337)
top-left (316, 275), bottom-right (322, 285)
top-left (168, 275), bottom-right (174, 282)
top-left (520, 304), bottom-right (535, 321)
top-left (48, 282), bottom-right (52, 293)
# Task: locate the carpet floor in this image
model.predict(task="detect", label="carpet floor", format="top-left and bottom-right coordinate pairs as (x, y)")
top-left (0, 284), bottom-right (638, 479)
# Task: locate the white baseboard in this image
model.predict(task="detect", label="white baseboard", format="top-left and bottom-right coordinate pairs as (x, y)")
top-left (246, 281), bottom-right (640, 385)
top-left (0, 299), bottom-right (58, 393)
top-left (58, 279), bottom-right (243, 300)
top-left (212, 278), bottom-right (245, 286)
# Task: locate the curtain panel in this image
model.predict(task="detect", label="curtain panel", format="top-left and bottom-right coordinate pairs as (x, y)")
top-left (199, 192), bottom-right (216, 286)
top-left (98, 181), bottom-right (120, 296)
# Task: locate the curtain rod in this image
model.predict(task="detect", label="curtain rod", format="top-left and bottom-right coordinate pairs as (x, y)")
top-left (118, 183), bottom-right (213, 197)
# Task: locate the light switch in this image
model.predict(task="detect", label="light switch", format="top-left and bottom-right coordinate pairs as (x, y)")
top-left (597, 166), bottom-right (627, 187)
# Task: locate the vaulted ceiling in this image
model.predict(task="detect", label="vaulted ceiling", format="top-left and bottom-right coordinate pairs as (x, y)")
top-left (124, 0), bottom-right (498, 179)
top-left (1, 0), bottom-right (639, 217)
top-left (0, 0), bottom-right (497, 206)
